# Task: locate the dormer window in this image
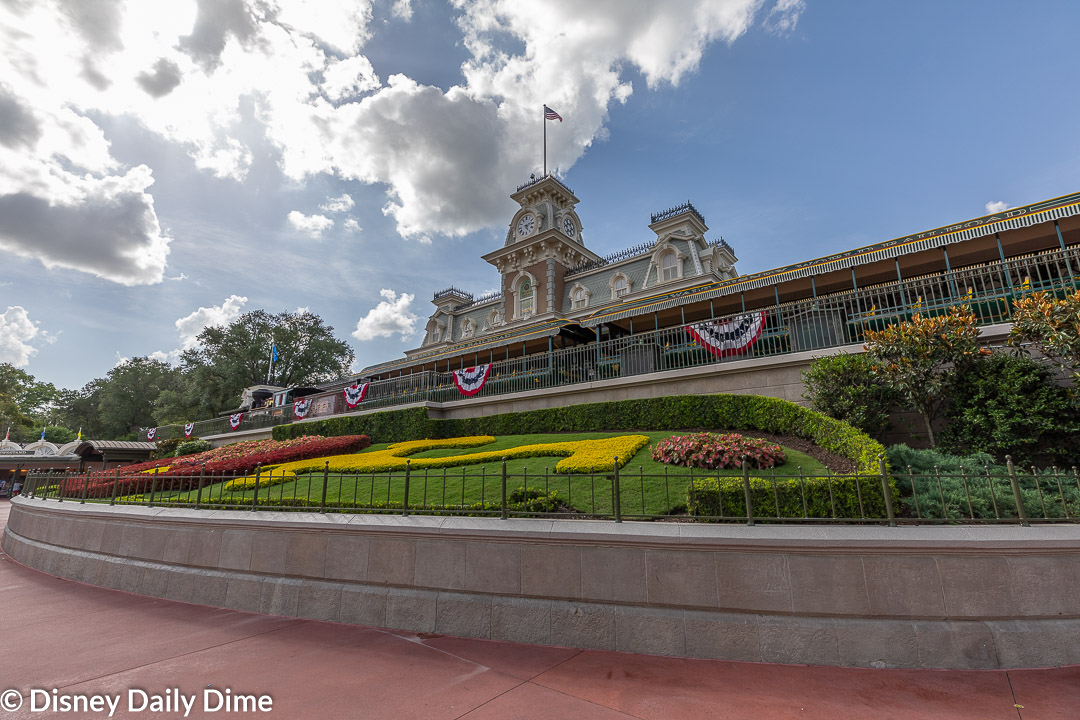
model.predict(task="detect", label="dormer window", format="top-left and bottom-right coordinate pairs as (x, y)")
top-left (661, 251), bottom-right (678, 282)
top-left (570, 284), bottom-right (590, 310)
top-left (519, 279), bottom-right (534, 317)
top-left (461, 318), bottom-right (474, 338)
top-left (614, 276), bottom-right (629, 297)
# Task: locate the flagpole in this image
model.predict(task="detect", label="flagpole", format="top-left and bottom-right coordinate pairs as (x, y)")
top-left (267, 342), bottom-right (274, 384)
top-left (543, 104), bottom-right (547, 177)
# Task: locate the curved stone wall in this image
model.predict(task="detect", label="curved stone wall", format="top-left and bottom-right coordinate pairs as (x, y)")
top-left (3, 497), bottom-right (1079, 670)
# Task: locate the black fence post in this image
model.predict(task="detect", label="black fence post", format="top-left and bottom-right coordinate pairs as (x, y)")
top-left (501, 458), bottom-right (508, 520)
top-left (251, 463), bottom-right (262, 511)
top-left (148, 467), bottom-right (160, 508)
top-left (195, 464), bottom-right (205, 509)
top-left (320, 461), bottom-right (329, 513)
top-left (1006, 455), bottom-right (1030, 527)
top-left (110, 468), bottom-right (120, 505)
top-left (879, 456), bottom-right (896, 527)
top-left (742, 458), bottom-right (754, 526)
top-left (57, 471), bottom-right (64, 503)
top-left (79, 470), bottom-right (88, 504)
top-left (402, 460), bottom-right (411, 517)
top-left (612, 457), bottom-right (622, 523)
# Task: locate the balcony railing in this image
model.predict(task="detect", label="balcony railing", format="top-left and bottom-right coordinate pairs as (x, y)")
top-left (146, 245), bottom-right (1080, 442)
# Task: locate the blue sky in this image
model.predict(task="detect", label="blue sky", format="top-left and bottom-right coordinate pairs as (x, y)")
top-left (2, 0), bottom-right (1078, 391)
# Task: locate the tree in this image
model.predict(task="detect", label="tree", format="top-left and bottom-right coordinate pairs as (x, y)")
top-left (1008, 289), bottom-right (1080, 385)
top-left (53, 381), bottom-right (106, 439)
top-left (97, 357), bottom-right (183, 438)
top-left (0, 363), bottom-right (61, 441)
top-left (864, 305), bottom-right (984, 447)
top-left (801, 352), bottom-right (899, 437)
top-left (182, 310), bottom-right (354, 414)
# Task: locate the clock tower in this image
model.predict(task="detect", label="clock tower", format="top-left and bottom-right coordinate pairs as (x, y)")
top-left (481, 175), bottom-right (600, 323)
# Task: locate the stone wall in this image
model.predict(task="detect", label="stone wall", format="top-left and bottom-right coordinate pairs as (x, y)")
top-left (5, 497), bottom-right (1079, 670)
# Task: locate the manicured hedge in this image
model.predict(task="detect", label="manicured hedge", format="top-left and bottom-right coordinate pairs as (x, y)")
top-left (274, 394), bottom-right (886, 474)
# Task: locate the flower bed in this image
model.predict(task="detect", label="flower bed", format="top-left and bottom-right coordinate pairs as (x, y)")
top-left (652, 432), bottom-right (786, 470)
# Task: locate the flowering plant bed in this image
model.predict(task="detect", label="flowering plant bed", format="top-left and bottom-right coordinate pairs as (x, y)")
top-left (651, 432), bottom-right (786, 470)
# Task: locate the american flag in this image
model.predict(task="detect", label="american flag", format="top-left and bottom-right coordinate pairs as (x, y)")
top-left (544, 105), bottom-right (562, 122)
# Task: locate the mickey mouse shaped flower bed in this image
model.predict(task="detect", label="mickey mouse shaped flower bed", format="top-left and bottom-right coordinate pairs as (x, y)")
top-left (651, 432), bottom-right (786, 470)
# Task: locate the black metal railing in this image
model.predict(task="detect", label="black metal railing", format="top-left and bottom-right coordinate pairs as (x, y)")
top-left (144, 245), bottom-right (1080, 442)
top-left (20, 456), bottom-right (1079, 525)
top-left (651, 201), bottom-right (705, 226)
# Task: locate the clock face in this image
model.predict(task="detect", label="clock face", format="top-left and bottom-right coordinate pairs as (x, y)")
top-left (516, 214), bottom-right (535, 237)
top-left (562, 217), bottom-right (576, 236)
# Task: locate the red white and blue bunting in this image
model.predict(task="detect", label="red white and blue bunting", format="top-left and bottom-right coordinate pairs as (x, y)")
top-left (452, 364), bottom-right (492, 396)
top-left (686, 311), bottom-right (766, 358)
top-left (184, 422), bottom-right (195, 438)
top-left (229, 413), bottom-right (243, 430)
top-left (343, 383), bottom-right (368, 409)
top-left (146, 427), bottom-right (157, 441)
top-left (293, 398), bottom-right (312, 419)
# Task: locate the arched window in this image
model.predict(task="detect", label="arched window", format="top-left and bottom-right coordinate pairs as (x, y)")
top-left (571, 286), bottom-right (588, 310)
top-left (661, 251), bottom-right (678, 282)
top-left (461, 319), bottom-right (474, 338)
top-left (519, 279), bottom-right (534, 317)
top-left (614, 276), bottom-right (629, 297)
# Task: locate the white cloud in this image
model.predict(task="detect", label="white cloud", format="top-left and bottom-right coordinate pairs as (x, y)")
top-left (0, 306), bottom-right (44, 367)
top-left (343, 217), bottom-right (362, 232)
top-left (391, 0), bottom-right (414, 21)
top-left (175, 294), bottom-right (248, 350)
top-left (319, 193), bottom-right (355, 213)
top-left (764, 0), bottom-right (805, 37)
top-left (352, 288), bottom-right (419, 341)
top-left (985, 200), bottom-right (1010, 214)
top-left (322, 55), bottom-right (381, 101)
top-left (287, 210), bottom-right (335, 237)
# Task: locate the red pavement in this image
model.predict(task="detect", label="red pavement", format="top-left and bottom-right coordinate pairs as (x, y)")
top-left (0, 499), bottom-right (1077, 719)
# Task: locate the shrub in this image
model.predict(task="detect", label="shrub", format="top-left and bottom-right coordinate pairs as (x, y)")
top-left (174, 439), bottom-right (213, 457)
top-left (150, 437), bottom-right (185, 460)
top-left (939, 353), bottom-right (1080, 467)
top-left (885, 444), bottom-right (996, 475)
top-left (275, 394), bottom-right (886, 474)
top-left (652, 433), bottom-right (785, 470)
top-left (687, 473), bottom-right (895, 520)
top-left (801, 352), bottom-right (899, 437)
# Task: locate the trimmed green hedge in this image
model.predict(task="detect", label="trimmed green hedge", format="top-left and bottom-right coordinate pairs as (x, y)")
top-left (273, 394), bottom-right (886, 474)
top-left (686, 474), bottom-right (897, 520)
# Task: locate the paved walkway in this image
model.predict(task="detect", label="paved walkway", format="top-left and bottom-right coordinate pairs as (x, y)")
top-left (0, 500), bottom-right (1076, 719)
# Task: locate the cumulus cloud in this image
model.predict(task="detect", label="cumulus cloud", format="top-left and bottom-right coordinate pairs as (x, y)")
top-left (343, 217), bottom-right (362, 232)
top-left (0, 306), bottom-right (44, 367)
top-left (0, 0), bottom-right (794, 269)
top-left (985, 200), bottom-right (1010, 214)
top-left (352, 288), bottom-right (419, 341)
top-left (320, 193), bottom-right (355, 213)
top-left (175, 294), bottom-right (248, 350)
top-left (287, 210), bottom-right (335, 237)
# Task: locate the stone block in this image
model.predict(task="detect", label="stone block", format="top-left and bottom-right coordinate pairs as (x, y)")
top-left (366, 538), bottom-right (416, 586)
top-left (614, 606), bottom-right (686, 657)
top-left (550, 601), bottom-right (616, 651)
top-left (217, 530), bottom-right (254, 571)
top-left (988, 620), bottom-right (1072, 668)
top-left (683, 610), bottom-right (762, 663)
top-left (914, 620), bottom-right (998, 670)
top-left (297, 582), bottom-right (343, 622)
top-left (285, 533), bottom-right (328, 578)
top-left (580, 547), bottom-right (646, 604)
top-left (323, 535), bottom-right (370, 582)
top-left (248, 531), bottom-right (289, 574)
top-left (466, 542), bottom-right (521, 595)
top-left (834, 619), bottom-right (920, 668)
top-left (190, 574), bottom-right (229, 608)
top-left (863, 556), bottom-right (945, 618)
top-left (385, 588), bottom-right (436, 632)
top-left (259, 579), bottom-right (301, 617)
top-left (936, 556), bottom-right (1015, 618)
top-left (162, 528), bottom-right (195, 564)
top-left (338, 585), bottom-right (388, 628)
top-left (99, 522), bottom-right (125, 556)
top-left (714, 552), bottom-right (792, 613)
top-left (166, 570), bottom-right (200, 604)
top-left (491, 596), bottom-right (551, 645)
top-left (413, 539), bottom-right (466, 590)
top-left (787, 554), bottom-right (869, 616)
top-left (224, 578), bottom-right (263, 613)
top-left (646, 549), bottom-right (718, 609)
top-left (520, 544), bottom-right (580, 599)
top-left (1006, 556), bottom-right (1080, 617)
top-left (435, 591), bottom-right (492, 639)
top-left (759, 617), bottom-right (840, 666)
top-left (139, 566), bottom-right (172, 599)
top-left (188, 528), bottom-right (223, 567)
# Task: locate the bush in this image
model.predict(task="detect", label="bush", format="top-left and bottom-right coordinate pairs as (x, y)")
top-left (174, 439), bottom-right (213, 457)
top-left (687, 473), bottom-right (895, 520)
top-left (150, 437), bottom-right (185, 460)
top-left (652, 433), bottom-right (785, 470)
top-left (885, 444), bottom-right (996, 475)
top-left (275, 394), bottom-right (886, 474)
top-left (802, 352), bottom-right (899, 437)
top-left (940, 353), bottom-right (1080, 467)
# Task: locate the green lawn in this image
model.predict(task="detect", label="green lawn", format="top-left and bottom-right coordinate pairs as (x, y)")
top-left (128, 431), bottom-right (829, 517)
